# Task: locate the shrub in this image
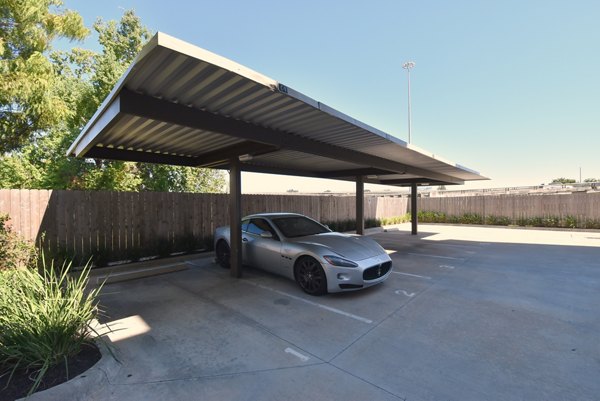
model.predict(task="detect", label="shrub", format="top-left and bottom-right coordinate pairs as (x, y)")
top-left (156, 236), bottom-right (174, 257)
top-left (321, 215), bottom-right (411, 232)
top-left (365, 218), bottom-right (380, 228)
top-left (516, 217), bottom-right (543, 227)
top-left (541, 216), bottom-right (559, 228)
top-left (0, 214), bottom-right (37, 271)
top-left (584, 220), bottom-right (600, 229)
top-left (563, 216), bottom-right (577, 229)
top-left (380, 214), bottom-right (411, 226)
top-left (417, 211), bottom-right (444, 223)
top-left (485, 216), bottom-right (512, 226)
top-left (327, 219), bottom-right (356, 232)
top-left (0, 257), bottom-right (103, 395)
top-left (460, 213), bottom-right (483, 224)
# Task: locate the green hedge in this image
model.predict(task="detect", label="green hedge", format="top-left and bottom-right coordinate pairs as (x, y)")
top-left (416, 211), bottom-right (600, 229)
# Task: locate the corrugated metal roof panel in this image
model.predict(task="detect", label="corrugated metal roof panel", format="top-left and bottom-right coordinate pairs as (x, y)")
top-left (69, 32), bottom-right (487, 186)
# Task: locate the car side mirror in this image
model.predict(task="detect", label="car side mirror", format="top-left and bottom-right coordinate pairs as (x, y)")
top-left (260, 231), bottom-right (273, 239)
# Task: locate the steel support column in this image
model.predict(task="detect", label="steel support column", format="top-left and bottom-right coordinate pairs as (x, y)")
top-left (356, 176), bottom-right (364, 235)
top-left (411, 182), bottom-right (418, 235)
top-left (229, 158), bottom-right (242, 278)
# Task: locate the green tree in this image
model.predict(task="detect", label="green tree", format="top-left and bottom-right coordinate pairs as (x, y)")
top-left (550, 178), bottom-right (576, 184)
top-left (0, 8), bottom-right (226, 193)
top-left (0, 0), bottom-right (87, 152)
top-left (584, 178), bottom-right (598, 183)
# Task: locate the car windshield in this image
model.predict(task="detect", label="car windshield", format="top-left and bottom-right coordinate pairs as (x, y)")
top-left (271, 216), bottom-right (330, 238)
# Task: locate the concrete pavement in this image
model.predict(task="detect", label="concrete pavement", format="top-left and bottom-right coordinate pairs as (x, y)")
top-left (27, 224), bottom-right (600, 401)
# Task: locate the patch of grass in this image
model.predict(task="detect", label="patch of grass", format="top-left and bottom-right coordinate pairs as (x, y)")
top-left (0, 256), bottom-right (104, 396)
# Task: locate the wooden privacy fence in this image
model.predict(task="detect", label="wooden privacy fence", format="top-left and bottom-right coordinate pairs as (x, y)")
top-left (416, 192), bottom-right (600, 223)
top-left (0, 189), bottom-right (408, 263)
top-left (3, 189), bottom-right (598, 264)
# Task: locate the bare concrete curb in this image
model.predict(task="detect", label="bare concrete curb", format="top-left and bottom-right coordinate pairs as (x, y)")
top-left (19, 337), bottom-right (120, 401)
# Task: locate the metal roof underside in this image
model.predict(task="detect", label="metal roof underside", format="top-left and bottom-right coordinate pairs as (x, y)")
top-left (68, 32), bottom-right (488, 187)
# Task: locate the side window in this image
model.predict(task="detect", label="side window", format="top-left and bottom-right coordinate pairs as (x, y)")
top-left (247, 218), bottom-right (279, 240)
top-left (241, 219), bottom-right (250, 232)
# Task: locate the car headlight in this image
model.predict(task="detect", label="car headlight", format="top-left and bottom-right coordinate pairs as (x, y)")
top-left (323, 255), bottom-right (358, 268)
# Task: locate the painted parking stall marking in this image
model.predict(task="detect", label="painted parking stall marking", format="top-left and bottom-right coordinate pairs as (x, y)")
top-left (395, 289), bottom-right (416, 297)
top-left (407, 253), bottom-right (464, 261)
top-left (391, 271), bottom-right (432, 280)
top-left (241, 280), bottom-right (373, 324)
top-left (285, 347), bottom-right (310, 362)
top-left (439, 264), bottom-right (455, 269)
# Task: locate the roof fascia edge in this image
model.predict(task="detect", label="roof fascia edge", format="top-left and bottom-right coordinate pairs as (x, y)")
top-left (66, 32), bottom-right (161, 156)
top-left (72, 97), bottom-right (121, 156)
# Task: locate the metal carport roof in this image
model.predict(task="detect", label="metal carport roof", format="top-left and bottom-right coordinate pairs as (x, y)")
top-left (67, 32), bottom-right (487, 187)
top-left (68, 32), bottom-right (488, 278)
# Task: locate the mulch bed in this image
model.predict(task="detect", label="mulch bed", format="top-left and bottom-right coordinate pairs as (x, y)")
top-left (0, 343), bottom-right (101, 401)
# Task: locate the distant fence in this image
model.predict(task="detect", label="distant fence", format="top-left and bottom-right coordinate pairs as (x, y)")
top-left (2, 189), bottom-right (598, 265)
top-left (416, 192), bottom-right (600, 225)
top-left (0, 189), bottom-right (407, 264)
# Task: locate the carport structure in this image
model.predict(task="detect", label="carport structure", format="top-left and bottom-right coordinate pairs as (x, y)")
top-left (68, 32), bottom-right (486, 278)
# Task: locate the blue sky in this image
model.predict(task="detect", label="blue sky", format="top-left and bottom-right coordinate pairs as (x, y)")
top-left (62, 0), bottom-right (600, 192)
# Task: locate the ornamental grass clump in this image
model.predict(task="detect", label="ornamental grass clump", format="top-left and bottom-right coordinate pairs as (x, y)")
top-left (0, 257), bottom-right (103, 396)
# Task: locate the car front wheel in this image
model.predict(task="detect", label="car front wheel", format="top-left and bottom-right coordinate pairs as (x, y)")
top-left (295, 256), bottom-right (327, 296)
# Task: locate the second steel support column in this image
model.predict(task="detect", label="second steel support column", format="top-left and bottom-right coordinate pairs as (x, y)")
top-left (356, 176), bottom-right (364, 235)
top-left (229, 158), bottom-right (242, 278)
top-left (411, 182), bottom-right (418, 235)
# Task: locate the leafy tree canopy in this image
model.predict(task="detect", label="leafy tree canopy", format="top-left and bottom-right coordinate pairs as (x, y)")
top-left (583, 178), bottom-right (598, 183)
top-left (0, 0), bottom-right (87, 152)
top-left (0, 7), bottom-right (226, 193)
top-left (550, 178), bottom-right (576, 184)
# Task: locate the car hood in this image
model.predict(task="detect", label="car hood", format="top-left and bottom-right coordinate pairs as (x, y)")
top-left (291, 232), bottom-right (384, 261)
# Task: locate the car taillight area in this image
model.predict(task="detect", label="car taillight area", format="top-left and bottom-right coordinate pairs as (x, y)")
top-left (362, 261), bottom-right (392, 280)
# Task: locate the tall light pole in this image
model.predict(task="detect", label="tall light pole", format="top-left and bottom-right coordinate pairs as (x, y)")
top-left (402, 61), bottom-right (415, 144)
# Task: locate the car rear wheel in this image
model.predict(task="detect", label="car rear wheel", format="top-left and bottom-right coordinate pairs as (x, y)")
top-left (295, 256), bottom-right (327, 296)
top-left (216, 240), bottom-right (230, 269)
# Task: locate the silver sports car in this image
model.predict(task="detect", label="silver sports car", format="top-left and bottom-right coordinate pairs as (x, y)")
top-left (213, 213), bottom-right (392, 295)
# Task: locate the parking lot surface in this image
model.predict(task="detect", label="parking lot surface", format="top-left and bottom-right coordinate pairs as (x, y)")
top-left (42, 224), bottom-right (600, 401)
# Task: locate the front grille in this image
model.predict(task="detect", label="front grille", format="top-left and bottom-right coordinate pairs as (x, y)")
top-left (363, 261), bottom-right (392, 280)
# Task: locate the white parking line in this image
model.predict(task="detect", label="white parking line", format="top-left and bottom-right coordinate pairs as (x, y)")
top-left (391, 271), bottom-right (432, 279)
top-left (439, 264), bottom-right (455, 269)
top-left (425, 243), bottom-right (479, 250)
top-left (395, 289), bottom-right (415, 297)
top-left (408, 253), bottom-right (464, 260)
top-left (241, 280), bottom-right (373, 324)
top-left (285, 347), bottom-right (310, 362)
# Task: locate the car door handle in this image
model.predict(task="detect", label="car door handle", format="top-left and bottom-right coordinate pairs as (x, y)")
top-left (242, 237), bottom-right (248, 242)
